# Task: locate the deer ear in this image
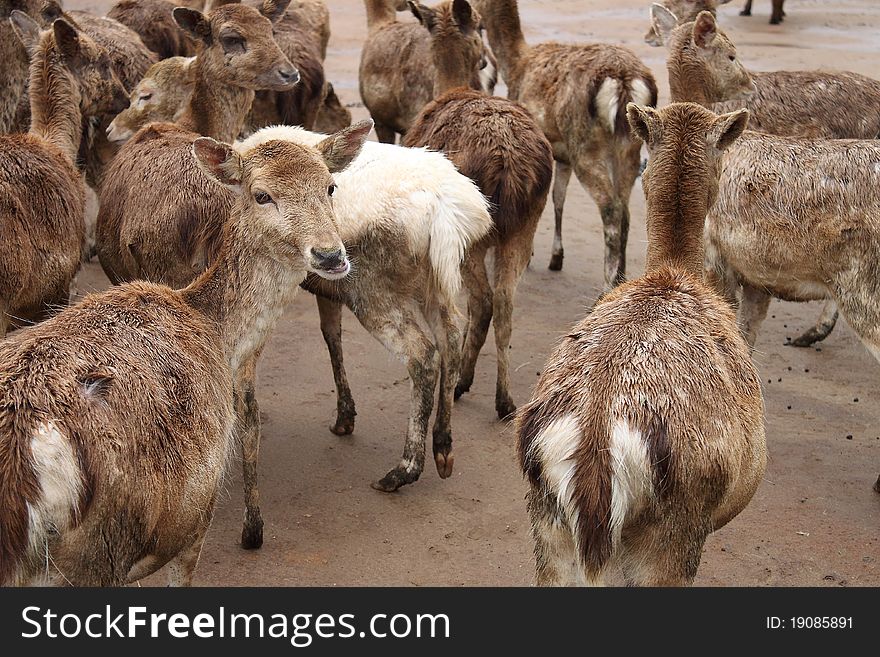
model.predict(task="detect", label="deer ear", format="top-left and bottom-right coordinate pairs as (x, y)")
top-left (626, 103), bottom-right (662, 146)
top-left (692, 10), bottom-right (717, 49)
top-left (452, 0), bottom-right (476, 33)
top-left (53, 18), bottom-right (83, 61)
top-left (408, 1), bottom-right (436, 31)
top-left (9, 10), bottom-right (42, 56)
top-left (316, 119), bottom-right (372, 173)
top-left (173, 7), bottom-right (212, 45)
top-left (259, 0), bottom-right (291, 24)
top-left (193, 137), bottom-right (243, 192)
top-left (650, 3), bottom-right (678, 46)
top-left (708, 108), bottom-right (749, 151)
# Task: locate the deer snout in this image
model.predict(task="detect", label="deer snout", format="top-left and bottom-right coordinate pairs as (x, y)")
top-left (106, 117), bottom-right (133, 144)
top-left (269, 63), bottom-right (300, 91)
top-left (309, 246), bottom-right (350, 280)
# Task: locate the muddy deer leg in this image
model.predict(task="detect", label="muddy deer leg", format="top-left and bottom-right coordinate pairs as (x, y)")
top-left (527, 488), bottom-right (589, 586)
top-left (493, 228), bottom-right (533, 419)
top-left (790, 301), bottom-right (838, 347)
top-left (316, 295), bottom-right (356, 435)
top-left (738, 284), bottom-right (771, 349)
top-left (374, 123), bottom-right (396, 144)
top-left (549, 160), bottom-right (571, 271)
top-left (361, 308), bottom-right (438, 492)
top-left (456, 244), bottom-right (492, 399)
top-left (740, 0), bottom-right (753, 16)
top-left (574, 155), bottom-right (620, 288)
top-left (426, 302), bottom-right (462, 479)
top-left (236, 353), bottom-right (264, 549)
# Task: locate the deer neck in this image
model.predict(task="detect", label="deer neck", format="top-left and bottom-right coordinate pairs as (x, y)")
top-left (27, 46), bottom-right (84, 163)
top-left (478, 0), bottom-right (529, 94)
top-left (432, 49), bottom-right (473, 97)
top-left (643, 160), bottom-right (709, 279)
top-left (176, 58), bottom-right (255, 141)
top-left (667, 46), bottom-right (711, 106)
top-left (364, 0), bottom-right (396, 33)
top-left (182, 210), bottom-right (305, 373)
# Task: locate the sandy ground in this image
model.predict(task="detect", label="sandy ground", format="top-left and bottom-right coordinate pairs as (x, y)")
top-left (66, 0), bottom-right (879, 585)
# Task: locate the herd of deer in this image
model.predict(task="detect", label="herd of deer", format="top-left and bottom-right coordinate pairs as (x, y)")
top-left (0, 0), bottom-right (876, 587)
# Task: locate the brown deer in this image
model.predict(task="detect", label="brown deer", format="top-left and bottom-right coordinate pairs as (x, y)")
top-left (31, 1), bottom-right (156, 189)
top-left (740, 0), bottom-right (784, 24)
top-left (96, 1), bottom-right (298, 289)
top-left (516, 102), bottom-right (765, 586)
top-left (0, 13), bottom-right (127, 338)
top-left (107, 56), bottom-right (196, 143)
top-left (662, 10), bottom-right (880, 493)
top-left (470, 0), bottom-right (657, 283)
top-left (644, 0), bottom-right (732, 46)
top-left (657, 7), bottom-right (880, 346)
top-left (403, 0), bottom-right (553, 419)
top-left (359, 0), bottom-right (496, 144)
top-left (0, 124), bottom-right (367, 586)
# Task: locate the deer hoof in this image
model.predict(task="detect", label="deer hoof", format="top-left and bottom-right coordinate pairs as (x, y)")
top-left (454, 382), bottom-right (470, 400)
top-left (434, 451), bottom-right (454, 479)
top-left (241, 520), bottom-right (264, 550)
top-left (496, 397), bottom-right (517, 421)
top-left (548, 252), bottom-right (564, 271)
top-left (371, 467), bottom-right (419, 492)
top-left (330, 415), bottom-right (355, 436)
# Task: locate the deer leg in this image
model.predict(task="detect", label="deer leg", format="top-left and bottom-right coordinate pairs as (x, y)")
top-left (740, 0), bottom-right (753, 16)
top-left (456, 244), bottom-right (492, 400)
top-left (357, 305), bottom-right (439, 492)
top-left (549, 161), bottom-right (572, 271)
top-left (165, 523), bottom-right (210, 587)
top-left (770, 0), bottom-right (784, 23)
top-left (738, 283), bottom-right (771, 349)
top-left (493, 228), bottom-right (534, 419)
top-left (527, 487), bottom-right (593, 586)
top-left (790, 301), bottom-right (838, 347)
top-left (374, 123), bottom-right (396, 144)
top-left (236, 353), bottom-right (264, 549)
top-left (426, 301), bottom-right (463, 480)
top-left (316, 295), bottom-right (356, 435)
top-left (574, 155), bottom-right (622, 288)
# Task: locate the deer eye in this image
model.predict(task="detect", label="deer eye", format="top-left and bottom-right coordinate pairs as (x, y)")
top-left (328, 183), bottom-right (337, 197)
top-left (728, 55), bottom-right (736, 61)
top-left (138, 93), bottom-right (152, 102)
top-left (254, 191), bottom-right (273, 205)
top-left (220, 33), bottom-right (246, 54)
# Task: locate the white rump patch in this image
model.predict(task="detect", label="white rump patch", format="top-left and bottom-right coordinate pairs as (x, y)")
top-left (608, 419), bottom-right (652, 549)
top-left (27, 422), bottom-right (83, 556)
top-left (595, 78), bottom-right (620, 132)
top-left (629, 78), bottom-right (654, 108)
top-left (530, 415), bottom-right (582, 526)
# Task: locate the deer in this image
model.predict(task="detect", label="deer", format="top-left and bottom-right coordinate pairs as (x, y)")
top-left (403, 0), bottom-right (553, 420)
top-left (516, 102), bottom-right (766, 586)
top-left (107, 56), bottom-right (196, 143)
top-left (314, 82), bottom-right (351, 133)
top-left (359, 0), bottom-right (496, 144)
top-left (29, 1), bottom-right (156, 190)
top-left (644, 0), bottom-right (732, 46)
top-left (660, 10), bottom-right (880, 493)
top-left (96, 0), bottom-right (299, 290)
top-left (740, 0), bottom-right (784, 24)
top-left (0, 122), bottom-right (367, 586)
top-left (0, 13), bottom-right (128, 339)
top-left (656, 7), bottom-right (880, 345)
top-left (93, 51), bottom-right (494, 501)
top-left (469, 0), bottom-right (657, 284)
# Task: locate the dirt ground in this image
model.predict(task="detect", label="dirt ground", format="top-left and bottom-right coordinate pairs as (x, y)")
top-left (66, 0), bottom-right (879, 585)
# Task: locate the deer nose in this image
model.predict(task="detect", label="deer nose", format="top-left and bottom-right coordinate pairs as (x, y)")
top-left (277, 66), bottom-right (300, 86)
top-left (311, 247), bottom-right (345, 269)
